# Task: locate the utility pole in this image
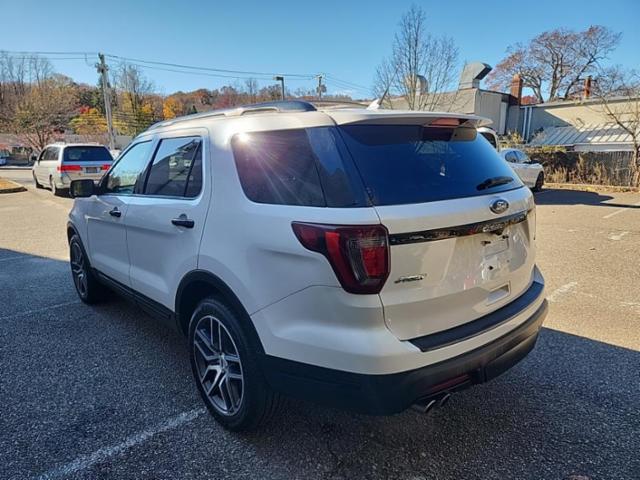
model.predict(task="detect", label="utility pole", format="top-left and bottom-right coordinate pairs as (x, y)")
top-left (274, 76), bottom-right (285, 101)
top-left (316, 74), bottom-right (324, 100)
top-left (97, 53), bottom-right (115, 151)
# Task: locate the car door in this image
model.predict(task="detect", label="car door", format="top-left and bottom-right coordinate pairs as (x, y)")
top-left (85, 140), bottom-right (155, 286)
top-left (504, 150), bottom-right (526, 183)
top-left (514, 150), bottom-right (536, 187)
top-left (36, 147), bottom-right (57, 184)
top-left (520, 152), bottom-right (542, 187)
top-left (33, 149), bottom-right (48, 183)
top-left (125, 132), bottom-right (210, 310)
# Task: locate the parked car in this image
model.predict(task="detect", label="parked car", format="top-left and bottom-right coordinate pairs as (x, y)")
top-left (32, 143), bottom-right (113, 195)
top-left (500, 148), bottom-right (545, 192)
top-left (67, 101), bottom-right (547, 431)
top-left (477, 127), bottom-right (544, 192)
top-left (0, 150), bottom-right (10, 166)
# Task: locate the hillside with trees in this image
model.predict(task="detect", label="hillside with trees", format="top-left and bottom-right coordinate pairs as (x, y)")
top-left (0, 52), bottom-right (355, 151)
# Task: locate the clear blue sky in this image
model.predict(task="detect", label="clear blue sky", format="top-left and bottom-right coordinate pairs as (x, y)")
top-left (3, 0), bottom-right (639, 98)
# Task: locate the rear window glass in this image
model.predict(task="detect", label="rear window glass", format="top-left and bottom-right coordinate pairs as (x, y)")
top-left (339, 125), bottom-right (523, 205)
top-left (63, 146), bottom-right (113, 163)
top-left (231, 128), bottom-right (367, 207)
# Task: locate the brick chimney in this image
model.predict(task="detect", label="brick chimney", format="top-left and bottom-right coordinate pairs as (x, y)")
top-left (510, 74), bottom-right (523, 105)
top-left (583, 75), bottom-right (592, 99)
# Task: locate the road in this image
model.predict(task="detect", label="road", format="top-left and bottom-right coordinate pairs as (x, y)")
top-left (1, 168), bottom-right (639, 480)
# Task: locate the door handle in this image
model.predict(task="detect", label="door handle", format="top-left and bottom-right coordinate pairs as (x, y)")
top-left (109, 207), bottom-right (121, 218)
top-left (171, 215), bottom-right (195, 228)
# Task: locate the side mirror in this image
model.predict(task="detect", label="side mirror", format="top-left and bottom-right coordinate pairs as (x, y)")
top-left (70, 179), bottom-right (96, 198)
top-left (30, 154), bottom-right (37, 163)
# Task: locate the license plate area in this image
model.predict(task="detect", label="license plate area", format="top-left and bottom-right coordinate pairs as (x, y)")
top-left (483, 235), bottom-right (509, 256)
top-left (85, 167), bottom-right (98, 174)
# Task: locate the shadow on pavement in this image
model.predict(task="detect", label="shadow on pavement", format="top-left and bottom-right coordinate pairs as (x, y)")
top-left (534, 188), bottom-right (640, 212)
top-left (1, 247), bottom-right (638, 479)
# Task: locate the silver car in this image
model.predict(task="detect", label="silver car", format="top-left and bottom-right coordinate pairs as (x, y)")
top-left (32, 143), bottom-right (113, 195)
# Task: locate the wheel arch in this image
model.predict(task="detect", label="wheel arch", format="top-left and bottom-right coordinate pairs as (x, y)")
top-left (175, 270), bottom-right (265, 353)
top-left (66, 221), bottom-right (79, 243)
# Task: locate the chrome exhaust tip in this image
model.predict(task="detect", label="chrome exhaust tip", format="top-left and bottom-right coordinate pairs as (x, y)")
top-left (411, 399), bottom-right (438, 414)
top-left (438, 393), bottom-right (452, 408)
top-left (412, 393), bottom-right (452, 414)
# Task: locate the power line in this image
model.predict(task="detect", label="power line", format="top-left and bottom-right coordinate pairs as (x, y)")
top-left (324, 74), bottom-right (371, 91)
top-left (104, 53), bottom-right (316, 79)
top-left (1, 49), bottom-right (373, 96)
top-left (0, 50), bottom-right (99, 56)
top-left (121, 62), bottom-right (278, 81)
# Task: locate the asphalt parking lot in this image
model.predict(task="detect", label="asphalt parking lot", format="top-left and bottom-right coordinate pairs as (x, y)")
top-left (1, 168), bottom-right (639, 480)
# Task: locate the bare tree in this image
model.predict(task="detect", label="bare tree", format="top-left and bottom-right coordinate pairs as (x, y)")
top-left (373, 5), bottom-right (459, 111)
top-left (11, 74), bottom-right (77, 151)
top-left (487, 26), bottom-right (621, 103)
top-left (244, 78), bottom-right (258, 103)
top-left (113, 63), bottom-right (155, 135)
top-left (591, 69), bottom-right (640, 186)
top-left (0, 52), bottom-right (55, 126)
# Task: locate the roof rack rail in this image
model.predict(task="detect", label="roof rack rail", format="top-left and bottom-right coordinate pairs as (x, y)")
top-left (148, 100), bottom-right (317, 130)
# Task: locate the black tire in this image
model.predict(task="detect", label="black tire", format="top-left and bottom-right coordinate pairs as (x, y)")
top-left (33, 172), bottom-right (44, 189)
top-left (532, 172), bottom-right (544, 192)
top-left (189, 297), bottom-right (282, 431)
top-left (69, 234), bottom-right (109, 304)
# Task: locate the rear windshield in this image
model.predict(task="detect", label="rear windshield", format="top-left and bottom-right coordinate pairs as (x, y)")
top-left (231, 124), bottom-right (522, 208)
top-left (339, 125), bottom-right (522, 206)
top-left (63, 146), bottom-right (113, 163)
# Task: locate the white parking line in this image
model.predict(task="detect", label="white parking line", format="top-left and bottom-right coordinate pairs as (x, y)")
top-left (0, 300), bottom-right (82, 321)
top-left (602, 200), bottom-right (640, 219)
top-left (34, 408), bottom-right (205, 480)
top-left (547, 282), bottom-right (578, 303)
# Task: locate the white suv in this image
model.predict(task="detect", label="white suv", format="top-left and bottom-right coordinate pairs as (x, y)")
top-left (67, 101), bottom-right (547, 431)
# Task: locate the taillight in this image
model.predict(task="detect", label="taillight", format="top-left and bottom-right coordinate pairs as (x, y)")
top-left (57, 164), bottom-right (82, 172)
top-left (292, 222), bottom-right (390, 294)
top-left (101, 164), bottom-right (110, 170)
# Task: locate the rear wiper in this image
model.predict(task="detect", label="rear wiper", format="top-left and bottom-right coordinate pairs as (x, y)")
top-left (476, 176), bottom-right (514, 191)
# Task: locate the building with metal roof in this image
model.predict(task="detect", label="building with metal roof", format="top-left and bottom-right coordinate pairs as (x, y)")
top-left (528, 122), bottom-right (638, 152)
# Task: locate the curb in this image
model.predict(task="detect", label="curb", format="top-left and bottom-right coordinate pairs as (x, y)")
top-left (546, 182), bottom-right (640, 193)
top-left (0, 178), bottom-right (27, 194)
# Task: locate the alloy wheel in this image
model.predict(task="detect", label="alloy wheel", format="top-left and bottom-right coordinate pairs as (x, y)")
top-left (70, 242), bottom-right (88, 297)
top-left (193, 315), bottom-right (244, 416)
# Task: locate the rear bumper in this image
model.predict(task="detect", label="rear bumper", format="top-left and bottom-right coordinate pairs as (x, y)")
top-left (59, 173), bottom-right (103, 186)
top-left (261, 298), bottom-right (547, 415)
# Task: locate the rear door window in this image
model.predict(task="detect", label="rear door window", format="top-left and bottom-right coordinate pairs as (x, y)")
top-left (516, 150), bottom-right (530, 163)
top-left (43, 147), bottom-right (59, 161)
top-left (339, 125), bottom-right (523, 206)
top-left (63, 146), bottom-right (113, 163)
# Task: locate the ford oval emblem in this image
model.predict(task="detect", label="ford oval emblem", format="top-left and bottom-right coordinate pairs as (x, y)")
top-left (490, 199), bottom-right (509, 214)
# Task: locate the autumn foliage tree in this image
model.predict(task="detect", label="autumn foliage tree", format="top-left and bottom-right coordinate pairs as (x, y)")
top-left (70, 106), bottom-right (107, 135)
top-left (12, 74), bottom-right (77, 151)
top-left (487, 26), bottom-right (621, 103)
top-left (162, 96), bottom-right (183, 119)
